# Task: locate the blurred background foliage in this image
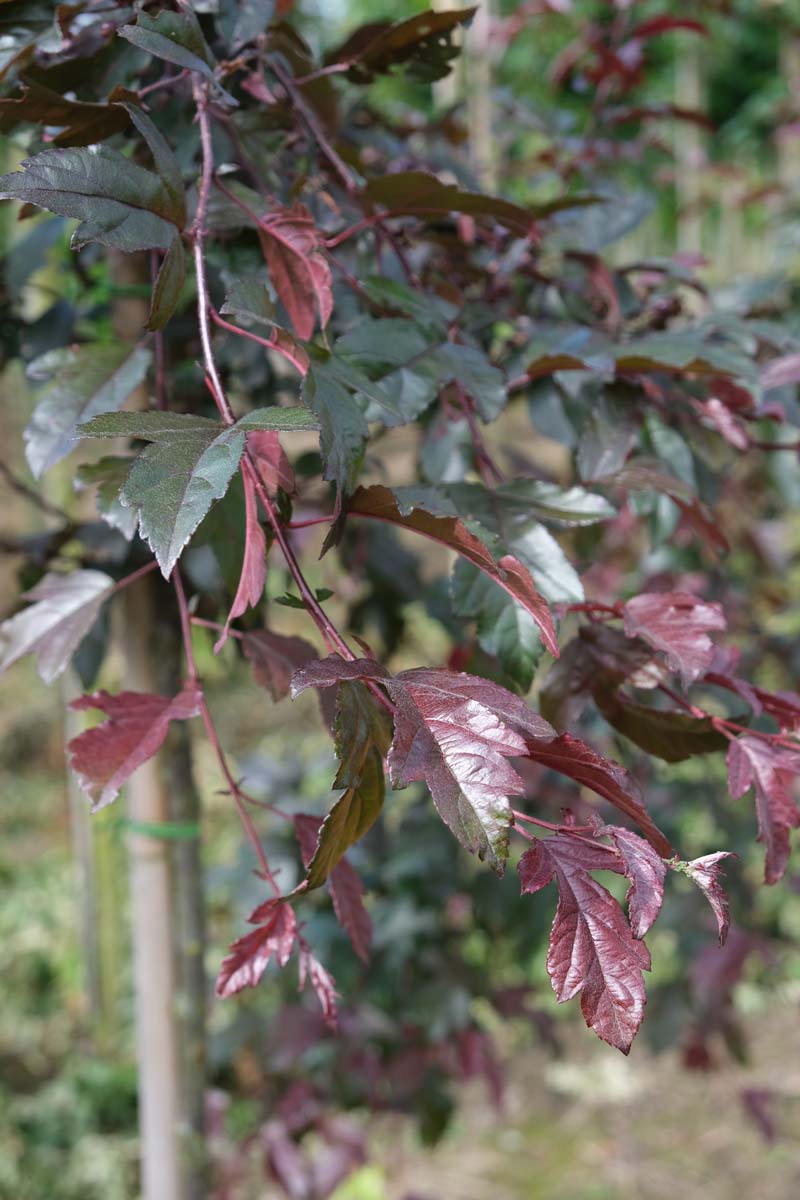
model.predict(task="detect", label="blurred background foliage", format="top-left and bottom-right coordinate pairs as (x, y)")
top-left (3, 1), bottom-right (800, 1198)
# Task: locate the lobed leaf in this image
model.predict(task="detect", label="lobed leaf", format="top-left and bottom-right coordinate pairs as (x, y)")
top-left (0, 570), bottom-right (113, 684)
top-left (727, 736), bottom-right (800, 884)
top-left (78, 408), bottom-right (317, 576)
top-left (216, 900), bottom-right (297, 997)
top-left (519, 834), bottom-right (651, 1053)
top-left (623, 592), bottom-right (726, 689)
top-left (672, 853), bottom-right (734, 945)
top-left (293, 656), bottom-right (556, 872)
top-left (242, 629), bottom-right (318, 702)
top-left (24, 343), bottom-right (151, 478)
top-left (68, 682), bottom-right (202, 811)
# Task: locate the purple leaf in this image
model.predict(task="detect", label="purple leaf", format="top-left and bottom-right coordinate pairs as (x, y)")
top-left (675, 852), bottom-right (735, 944)
top-left (299, 946), bottom-right (339, 1029)
top-left (215, 471), bottom-right (266, 651)
top-left (519, 834), bottom-right (651, 1053)
top-left (329, 859), bottom-right (372, 964)
top-left (216, 900), bottom-right (297, 997)
top-left (68, 682), bottom-right (202, 811)
top-left (596, 823), bottom-right (666, 938)
top-left (247, 429), bottom-right (295, 495)
top-left (623, 591), bottom-right (726, 689)
top-left (293, 813), bottom-right (373, 963)
top-left (727, 736), bottom-right (800, 883)
top-left (243, 629), bottom-right (319, 702)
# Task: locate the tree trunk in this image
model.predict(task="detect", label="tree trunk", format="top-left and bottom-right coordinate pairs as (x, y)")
top-left (112, 252), bottom-right (207, 1200)
top-left (674, 39), bottom-right (705, 255)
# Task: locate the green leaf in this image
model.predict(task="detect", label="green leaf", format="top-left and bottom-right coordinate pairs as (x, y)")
top-left (122, 103), bottom-right (186, 227)
top-left (118, 8), bottom-right (216, 80)
top-left (80, 407), bottom-right (318, 438)
top-left (305, 681), bottom-right (392, 889)
top-left (306, 751), bottom-right (385, 890)
top-left (452, 560), bottom-right (542, 692)
top-left (0, 146), bottom-right (181, 253)
top-left (221, 276), bottom-right (278, 327)
top-left (435, 343), bottom-right (507, 422)
top-left (492, 479), bottom-right (616, 527)
top-left (394, 480), bottom-right (585, 605)
top-left (335, 320), bottom-right (506, 425)
top-left (0, 570), bottom-right (113, 684)
top-left (24, 344), bottom-right (151, 478)
top-left (117, 424), bottom-right (246, 577)
top-left (506, 521), bottom-right (584, 605)
top-left (78, 408), bottom-right (317, 574)
top-left (302, 362), bottom-right (368, 496)
top-left (147, 236), bottom-right (186, 330)
top-left (75, 457), bottom-right (138, 540)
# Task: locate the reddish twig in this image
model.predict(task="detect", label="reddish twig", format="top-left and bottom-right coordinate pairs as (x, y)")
top-left (173, 566), bottom-right (280, 892)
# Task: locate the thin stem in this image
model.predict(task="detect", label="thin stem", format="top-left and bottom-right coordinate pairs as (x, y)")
top-left (0, 460), bottom-right (71, 521)
top-left (455, 381), bottom-right (503, 485)
top-left (656, 682), bottom-right (707, 720)
top-left (150, 252), bottom-right (168, 410)
top-left (286, 514), bottom-right (335, 529)
top-left (191, 83), bottom-right (235, 426)
top-left (173, 567), bottom-right (280, 893)
top-left (713, 715), bottom-right (799, 749)
top-left (511, 810), bottom-right (594, 833)
top-left (293, 62), bottom-right (352, 85)
top-left (270, 57), bottom-right (357, 195)
top-left (191, 615), bottom-right (243, 640)
top-left (110, 559), bottom-right (160, 595)
top-left (210, 309), bottom-right (309, 376)
top-left (138, 70), bottom-right (189, 99)
top-left (562, 601), bottom-right (622, 617)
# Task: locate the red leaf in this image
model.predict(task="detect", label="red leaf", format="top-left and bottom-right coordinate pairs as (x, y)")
top-left (299, 945), bottom-right (339, 1028)
top-left (68, 682), bottom-right (202, 811)
top-left (329, 859), bottom-right (372, 964)
top-left (525, 733), bottom-right (672, 857)
top-left (257, 203), bottom-right (333, 340)
top-left (677, 852), bottom-right (735, 945)
top-left (727, 736), bottom-right (800, 884)
top-left (293, 813), bottom-right (373, 962)
top-left (596, 823), bottom-right (666, 939)
top-left (216, 900), bottom-right (297, 997)
top-left (519, 835), bottom-right (651, 1053)
top-left (242, 629), bottom-right (319, 702)
top-left (293, 656), bottom-right (557, 871)
top-left (344, 485), bottom-right (559, 657)
top-left (247, 429), bottom-right (295, 495)
top-left (215, 471), bottom-right (267, 651)
top-left (623, 591), bottom-right (726, 688)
